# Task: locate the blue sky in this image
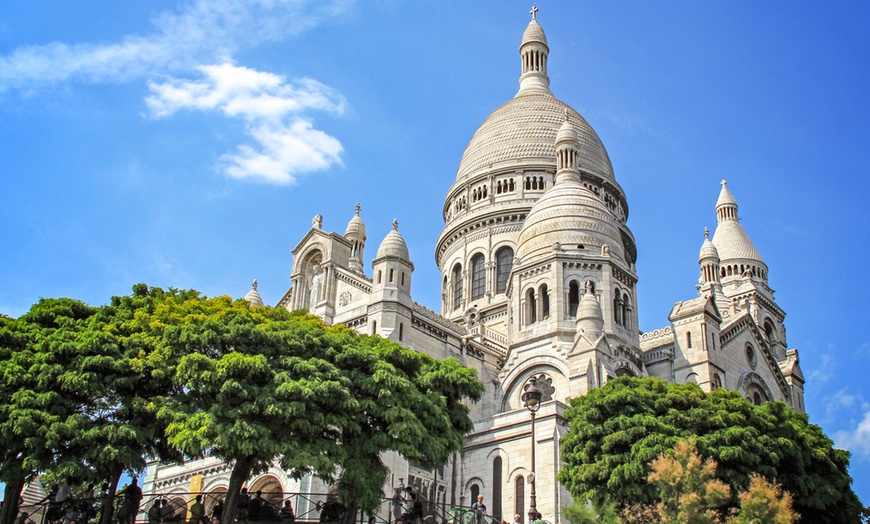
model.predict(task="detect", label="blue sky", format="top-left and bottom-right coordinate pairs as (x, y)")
top-left (2, 0), bottom-right (869, 506)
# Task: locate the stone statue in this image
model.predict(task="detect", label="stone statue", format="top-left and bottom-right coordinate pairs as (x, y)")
top-left (308, 266), bottom-right (323, 305)
top-left (312, 214), bottom-right (323, 229)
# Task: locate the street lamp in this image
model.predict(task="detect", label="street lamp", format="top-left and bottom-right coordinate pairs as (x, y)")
top-left (521, 376), bottom-right (543, 523)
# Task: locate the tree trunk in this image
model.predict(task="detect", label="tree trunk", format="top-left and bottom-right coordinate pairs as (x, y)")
top-left (0, 477), bottom-right (25, 524)
top-left (100, 464), bottom-right (124, 524)
top-left (340, 501), bottom-right (358, 524)
top-left (221, 457), bottom-right (251, 524)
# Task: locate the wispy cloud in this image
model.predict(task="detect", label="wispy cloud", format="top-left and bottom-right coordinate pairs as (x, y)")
top-left (835, 410), bottom-right (870, 461)
top-left (147, 63), bottom-right (345, 184)
top-left (0, 0), bottom-right (354, 92)
top-left (0, 0), bottom-right (353, 184)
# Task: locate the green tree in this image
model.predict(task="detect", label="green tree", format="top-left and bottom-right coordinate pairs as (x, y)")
top-left (558, 377), bottom-right (863, 524)
top-left (144, 292), bottom-right (483, 524)
top-left (322, 331), bottom-right (484, 523)
top-left (0, 299), bottom-right (103, 524)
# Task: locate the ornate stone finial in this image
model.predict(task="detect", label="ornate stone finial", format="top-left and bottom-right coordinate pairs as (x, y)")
top-left (564, 108), bottom-right (569, 122)
top-left (704, 227), bottom-right (710, 239)
top-left (530, 4), bottom-right (538, 20)
top-left (392, 218), bottom-right (399, 230)
top-left (252, 278), bottom-right (258, 290)
top-left (721, 179), bottom-right (727, 187)
top-left (312, 214), bottom-right (323, 229)
top-left (355, 202), bottom-right (361, 215)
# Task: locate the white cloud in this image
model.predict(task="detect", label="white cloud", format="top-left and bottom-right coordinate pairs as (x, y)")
top-left (0, 0), bottom-right (355, 92)
top-left (146, 63), bottom-right (345, 184)
top-left (835, 410), bottom-right (870, 461)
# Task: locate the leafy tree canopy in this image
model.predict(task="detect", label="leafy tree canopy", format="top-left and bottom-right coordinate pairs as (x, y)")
top-left (558, 376), bottom-right (863, 524)
top-left (135, 288), bottom-right (484, 524)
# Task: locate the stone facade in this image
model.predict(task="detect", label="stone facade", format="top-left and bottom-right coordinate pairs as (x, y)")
top-left (143, 10), bottom-right (804, 524)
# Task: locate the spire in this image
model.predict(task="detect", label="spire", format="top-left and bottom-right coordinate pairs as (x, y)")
top-left (518, 6), bottom-right (550, 95)
top-left (554, 116), bottom-right (582, 184)
top-left (716, 180), bottom-right (738, 222)
top-left (345, 203), bottom-right (367, 273)
top-left (710, 181), bottom-right (768, 279)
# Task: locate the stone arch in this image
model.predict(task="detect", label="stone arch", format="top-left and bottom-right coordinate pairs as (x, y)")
top-left (249, 475), bottom-right (284, 515)
top-left (737, 371), bottom-right (774, 403)
top-left (464, 476), bottom-right (486, 491)
top-left (501, 360), bottom-right (569, 412)
top-left (613, 359), bottom-right (642, 378)
top-left (203, 486), bottom-right (227, 518)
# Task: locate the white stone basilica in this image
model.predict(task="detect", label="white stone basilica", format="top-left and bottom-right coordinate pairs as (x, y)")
top-left (143, 10), bottom-right (805, 524)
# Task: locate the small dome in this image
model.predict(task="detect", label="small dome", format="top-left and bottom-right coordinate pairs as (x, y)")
top-left (244, 279), bottom-right (264, 307)
top-left (716, 180), bottom-right (738, 210)
top-left (521, 19), bottom-right (548, 48)
top-left (698, 228), bottom-right (720, 262)
top-left (375, 219), bottom-right (410, 260)
top-left (555, 116), bottom-right (580, 145)
top-left (517, 179), bottom-right (624, 263)
top-left (576, 286), bottom-right (604, 337)
top-left (345, 203), bottom-right (366, 239)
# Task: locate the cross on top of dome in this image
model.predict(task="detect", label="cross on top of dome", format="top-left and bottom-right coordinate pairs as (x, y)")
top-left (530, 4), bottom-right (538, 20)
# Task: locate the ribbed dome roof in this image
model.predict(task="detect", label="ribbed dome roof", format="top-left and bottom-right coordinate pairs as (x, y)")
top-left (455, 92), bottom-right (615, 183)
top-left (243, 279), bottom-right (264, 307)
top-left (345, 203), bottom-right (366, 239)
top-left (521, 19), bottom-right (548, 47)
top-left (517, 179), bottom-right (624, 262)
top-left (711, 222), bottom-right (764, 263)
top-left (698, 228), bottom-right (720, 262)
top-left (711, 182), bottom-right (766, 266)
top-left (375, 220), bottom-right (409, 260)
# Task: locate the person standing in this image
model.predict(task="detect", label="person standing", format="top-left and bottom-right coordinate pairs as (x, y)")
top-left (471, 496), bottom-right (487, 524)
top-left (147, 501), bottom-right (162, 524)
top-left (188, 496), bottom-right (204, 524)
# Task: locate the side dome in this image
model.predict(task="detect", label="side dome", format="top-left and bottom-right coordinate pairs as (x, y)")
top-left (375, 219), bottom-right (410, 260)
top-left (345, 203), bottom-right (366, 239)
top-left (454, 93), bottom-right (615, 185)
top-left (243, 279), bottom-right (264, 307)
top-left (698, 228), bottom-right (720, 262)
top-left (516, 180), bottom-right (625, 263)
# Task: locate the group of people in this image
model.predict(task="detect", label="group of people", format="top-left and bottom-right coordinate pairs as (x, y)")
top-left (235, 489), bottom-right (295, 523)
top-left (147, 491), bottom-right (296, 524)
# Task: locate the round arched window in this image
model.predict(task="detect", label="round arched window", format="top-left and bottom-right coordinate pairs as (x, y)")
top-left (745, 345), bottom-right (757, 369)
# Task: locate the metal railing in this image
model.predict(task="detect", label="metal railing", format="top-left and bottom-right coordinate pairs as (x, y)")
top-left (14, 491), bottom-right (485, 524)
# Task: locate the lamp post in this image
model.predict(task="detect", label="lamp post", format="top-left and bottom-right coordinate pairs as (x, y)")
top-left (522, 376), bottom-right (543, 523)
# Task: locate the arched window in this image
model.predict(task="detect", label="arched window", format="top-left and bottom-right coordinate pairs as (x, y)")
top-left (372, 321), bottom-right (377, 335)
top-left (622, 292), bottom-right (630, 329)
top-left (514, 477), bottom-right (524, 524)
top-left (399, 323), bottom-right (403, 342)
top-left (496, 247), bottom-right (513, 294)
top-left (567, 280), bottom-right (580, 318)
top-left (389, 268), bottom-right (394, 283)
top-left (613, 288), bottom-right (622, 326)
top-left (764, 320), bottom-right (776, 343)
top-left (401, 272), bottom-right (406, 286)
top-left (539, 284), bottom-right (549, 319)
top-left (471, 253), bottom-right (486, 301)
top-left (492, 457), bottom-right (503, 521)
top-left (377, 270), bottom-right (382, 284)
top-left (526, 288), bottom-right (537, 324)
top-left (453, 264), bottom-right (463, 310)
top-left (686, 331), bottom-right (693, 349)
top-left (470, 485), bottom-right (480, 507)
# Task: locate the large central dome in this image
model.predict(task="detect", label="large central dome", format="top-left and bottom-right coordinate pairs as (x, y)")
top-left (454, 91), bottom-right (615, 184)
